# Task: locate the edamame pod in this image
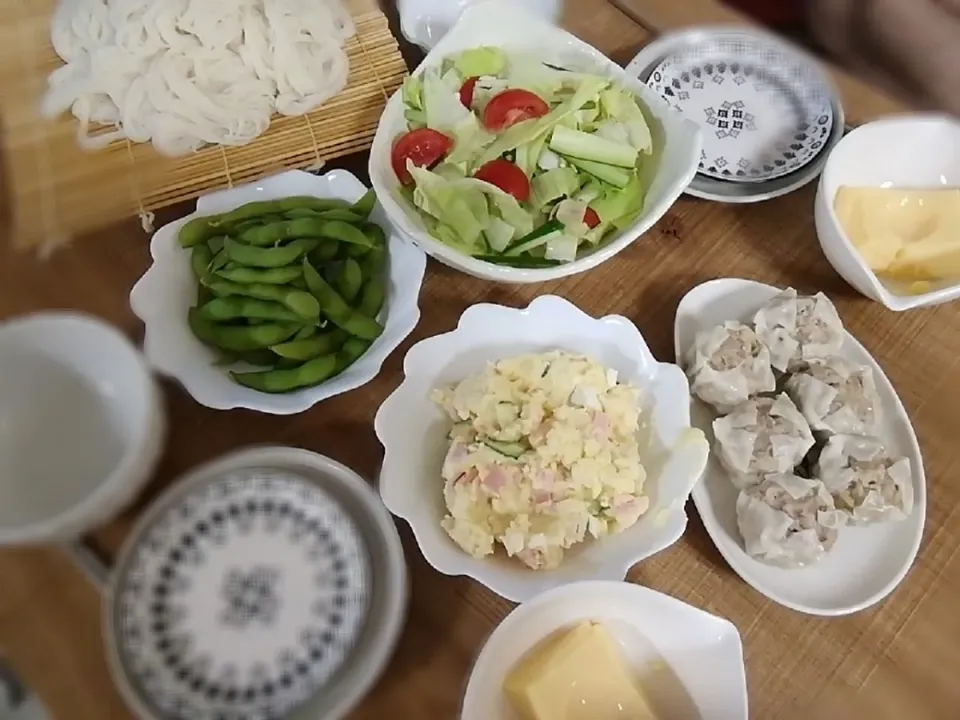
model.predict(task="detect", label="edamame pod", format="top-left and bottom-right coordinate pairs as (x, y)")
top-left (317, 220), bottom-right (373, 248)
top-left (230, 354), bottom-right (339, 394)
top-left (347, 223), bottom-right (386, 259)
top-left (335, 258), bottom-right (363, 304)
top-left (351, 189), bottom-right (377, 219)
top-left (238, 218), bottom-right (332, 247)
top-left (230, 216), bottom-right (285, 236)
top-left (216, 266), bottom-right (303, 285)
top-left (200, 297), bottom-right (302, 323)
top-left (271, 329), bottom-right (349, 361)
top-left (308, 239), bottom-right (339, 265)
top-left (302, 260), bottom-right (384, 340)
top-left (357, 278), bottom-right (385, 319)
top-left (207, 281), bottom-right (320, 319)
top-left (359, 244), bottom-right (386, 281)
top-left (224, 237), bottom-right (318, 268)
top-left (335, 338), bottom-right (372, 373)
top-left (191, 244), bottom-right (214, 280)
top-left (284, 208), bottom-right (365, 223)
top-left (179, 217), bottom-right (217, 247)
top-left (209, 196), bottom-right (351, 228)
top-left (202, 322), bottom-right (300, 352)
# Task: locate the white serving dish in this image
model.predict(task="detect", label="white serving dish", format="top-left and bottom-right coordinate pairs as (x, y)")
top-left (370, 0), bottom-right (702, 284)
top-left (815, 114), bottom-right (960, 310)
top-left (397, 0), bottom-right (563, 51)
top-left (104, 446), bottom-right (408, 720)
top-left (460, 580), bottom-right (747, 720)
top-left (375, 295), bottom-right (709, 602)
top-left (130, 169), bottom-right (426, 415)
top-left (675, 278), bottom-right (926, 616)
top-left (0, 312), bottom-right (164, 545)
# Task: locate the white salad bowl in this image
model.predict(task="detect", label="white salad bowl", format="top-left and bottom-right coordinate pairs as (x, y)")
top-left (374, 295), bottom-right (710, 602)
top-left (397, 0), bottom-right (563, 51)
top-left (461, 581), bottom-right (747, 720)
top-left (0, 312), bottom-right (164, 545)
top-left (675, 278), bottom-right (926, 616)
top-left (815, 114), bottom-right (960, 310)
top-left (370, 0), bottom-right (702, 284)
top-left (130, 169), bottom-right (427, 415)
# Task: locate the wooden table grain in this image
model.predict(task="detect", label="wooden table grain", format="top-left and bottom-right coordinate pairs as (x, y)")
top-left (1, 2), bottom-right (957, 719)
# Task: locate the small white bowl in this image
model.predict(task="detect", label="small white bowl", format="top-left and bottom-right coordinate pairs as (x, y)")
top-left (374, 295), bottom-right (709, 602)
top-left (461, 581), bottom-right (748, 720)
top-left (815, 113), bottom-right (960, 310)
top-left (370, 0), bottom-right (702, 284)
top-left (130, 170), bottom-right (427, 415)
top-left (397, 0), bottom-right (563, 50)
top-left (674, 278), bottom-right (926, 616)
top-left (0, 312), bottom-right (164, 545)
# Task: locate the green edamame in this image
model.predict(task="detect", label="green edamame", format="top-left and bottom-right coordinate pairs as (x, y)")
top-left (207, 281), bottom-right (320, 319)
top-left (209, 196), bottom-right (351, 228)
top-left (363, 222), bottom-right (386, 247)
top-left (200, 297), bottom-right (302, 323)
top-left (293, 326), bottom-right (317, 341)
top-left (335, 258), bottom-right (363, 304)
top-left (238, 218), bottom-right (332, 247)
top-left (360, 245), bottom-right (386, 281)
top-left (302, 259), bottom-right (383, 340)
top-left (230, 216), bottom-right (285, 236)
top-left (230, 354), bottom-right (339, 394)
top-left (284, 208), bottom-right (365, 223)
top-left (224, 237), bottom-right (318, 268)
top-left (357, 278), bottom-right (385, 319)
top-left (317, 220), bottom-right (373, 248)
top-left (335, 338), bottom-right (372, 372)
top-left (309, 239), bottom-right (339, 265)
top-left (202, 322), bottom-right (300, 352)
top-left (271, 329), bottom-right (349, 361)
top-left (216, 266), bottom-right (303, 285)
top-left (179, 217), bottom-right (217, 248)
top-left (191, 244), bottom-right (214, 280)
top-left (351, 189), bottom-right (377, 219)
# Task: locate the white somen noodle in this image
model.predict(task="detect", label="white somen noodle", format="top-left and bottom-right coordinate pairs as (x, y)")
top-left (43, 0), bottom-right (354, 156)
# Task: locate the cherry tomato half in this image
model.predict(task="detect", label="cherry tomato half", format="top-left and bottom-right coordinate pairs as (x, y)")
top-left (391, 128), bottom-right (454, 185)
top-left (474, 159), bottom-right (531, 202)
top-left (482, 89), bottom-right (550, 132)
top-left (459, 77), bottom-right (479, 109)
top-left (584, 207), bottom-right (601, 229)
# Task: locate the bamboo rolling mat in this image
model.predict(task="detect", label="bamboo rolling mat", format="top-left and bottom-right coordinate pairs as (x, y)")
top-left (0, 0), bottom-right (407, 249)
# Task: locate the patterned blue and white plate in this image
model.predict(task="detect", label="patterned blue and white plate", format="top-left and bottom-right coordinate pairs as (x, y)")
top-left (647, 35), bottom-right (834, 183)
top-left (111, 469), bottom-right (371, 720)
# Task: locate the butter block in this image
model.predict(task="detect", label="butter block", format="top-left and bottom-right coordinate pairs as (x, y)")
top-left (504, 621), bottom-right (656, 720)
top-left (834, 186), bottom-right (960, 283)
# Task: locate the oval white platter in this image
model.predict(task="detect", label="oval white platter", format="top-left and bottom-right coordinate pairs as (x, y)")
top-left (674, 278), bottom-right (926, 616)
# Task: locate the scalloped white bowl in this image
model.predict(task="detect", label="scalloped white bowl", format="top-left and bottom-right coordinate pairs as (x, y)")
top-left (130, 170), bottom-right (427, 415)
top-left (374, 296), bottom-right (709, 602)
top-left (370, 0), bottom-right (702, 284)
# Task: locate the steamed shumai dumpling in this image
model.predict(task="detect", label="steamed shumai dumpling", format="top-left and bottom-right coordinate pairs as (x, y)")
top-left (687, 321), bottom-right (776, 412)
top-left (736, 473), bottom-right (847, 568)
top-left (753, 288), bottom-right (844, 372)
top-left (785, 356), bottom-right (882, 437)
top-left (815, 434), bottom-right (913, 525)
top-left (712, 393), bottom-right (815, 489)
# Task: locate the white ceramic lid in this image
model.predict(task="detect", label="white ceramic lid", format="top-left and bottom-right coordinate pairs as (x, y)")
top-left (105, 447), bottom-right (408, 720)
top-left (646, 32), bottom-right (834, 183)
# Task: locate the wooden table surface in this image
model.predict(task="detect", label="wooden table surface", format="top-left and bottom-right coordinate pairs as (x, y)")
top-left (1, 1), bottom-right (957, 719)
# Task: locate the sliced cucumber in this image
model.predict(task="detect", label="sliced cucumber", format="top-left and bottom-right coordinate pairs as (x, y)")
top-left (549, 126), bottom-right (639, 168)
top-left (503, 219), bottom-right (564, 256)
top-left (564, 156), bottom-right (632, 188)
top-left (483, 439), bottom-right (527, 458)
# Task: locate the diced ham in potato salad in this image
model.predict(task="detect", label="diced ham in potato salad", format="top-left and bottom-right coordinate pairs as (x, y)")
top-left (430, 351), bottom-right (649, 570)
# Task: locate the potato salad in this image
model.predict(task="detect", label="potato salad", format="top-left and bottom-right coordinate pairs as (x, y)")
top-left (430, 351), bottom-right (649, 570)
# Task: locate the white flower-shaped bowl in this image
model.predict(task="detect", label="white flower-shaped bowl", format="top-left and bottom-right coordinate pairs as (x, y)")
top-left (130, 170), bottom-right (427, 415)
top-left (815, 113), bottom-right (960, 310)
top-left (374, 296), bottom-right (710, 602)
top-left (370, 0), bottom-right (702, 284)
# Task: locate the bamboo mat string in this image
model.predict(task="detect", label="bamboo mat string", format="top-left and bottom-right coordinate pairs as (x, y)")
top-left (218, 145), bottom-right (235, 189)
top-left (354, 17), bottom-right (391, 103)
top-left (301, 113), bottom-right (326, 173)
top-left (123, 139), bottom-right (155, 233)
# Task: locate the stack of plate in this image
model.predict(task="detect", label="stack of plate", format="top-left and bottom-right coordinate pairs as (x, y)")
top-left (629, 26), bottom-right (845, 203)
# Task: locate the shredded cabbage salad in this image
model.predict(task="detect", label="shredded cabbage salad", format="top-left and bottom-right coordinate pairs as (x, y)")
top-left (391, 47), bottom-right (656, 269)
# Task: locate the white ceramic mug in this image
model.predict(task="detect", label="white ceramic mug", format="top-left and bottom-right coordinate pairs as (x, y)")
top-left (398, 0), bottom-right (563, 50)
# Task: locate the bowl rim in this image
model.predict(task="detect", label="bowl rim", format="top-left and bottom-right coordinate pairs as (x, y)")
top-left (102, 445), bottom-right (409, 720)
top-left (129, 169), bottom-right (426, 414)
top-left (369, 0), bottom-right (702, 283)
top-left (817, 113), bottom-right (960, 310)
top-left (0, 311), bottom-right (160, 545)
